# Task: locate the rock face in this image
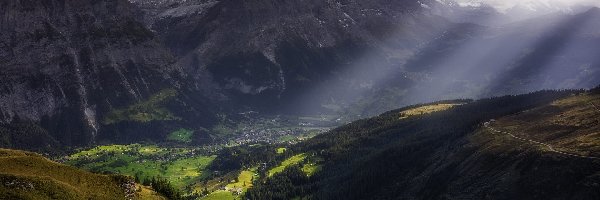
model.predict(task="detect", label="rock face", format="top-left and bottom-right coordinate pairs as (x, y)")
top-left (132, 0), bottom-right (440, 112)
top-left (0, 0), bottom-right (198, 147)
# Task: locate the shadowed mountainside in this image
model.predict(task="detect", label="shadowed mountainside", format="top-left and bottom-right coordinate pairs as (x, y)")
top-left (243, 88), bottom-right (600, 199)
top-left (0, 0), bottom-right (217, 150)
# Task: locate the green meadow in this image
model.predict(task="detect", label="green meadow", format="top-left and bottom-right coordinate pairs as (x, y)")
top-left (268, 153), bottom-right (307, 177)
top-left (226, 168), bottom-right (259, 192)
top-left (66, 144), bottom-right (215, 193)
top-left (276, 147), bottom-right (287, 154)
top-left (301, 162), bottom-right (321, 176)
top-left (200, 190), bottom-right (236, 200)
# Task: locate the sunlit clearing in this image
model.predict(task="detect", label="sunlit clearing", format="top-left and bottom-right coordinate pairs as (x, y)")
top-left (399, 103), bottom-right (460, 119)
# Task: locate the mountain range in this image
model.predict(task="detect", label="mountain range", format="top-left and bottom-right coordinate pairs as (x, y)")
top-left (1, 1), bottom-right (600, 198)
top-left (1, 0), bottom-right (600, 152)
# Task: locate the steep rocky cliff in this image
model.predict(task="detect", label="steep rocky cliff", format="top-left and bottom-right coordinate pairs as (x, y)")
top-left (0, 0), bottom-right (215, 149)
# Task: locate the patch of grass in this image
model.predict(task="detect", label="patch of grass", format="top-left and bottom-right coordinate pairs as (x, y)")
top-left (103, 89), bottom-right (180, 124)
top-left (200, 190), bottom-right (236, 200)
top-left (399, 103), bottom-right (460, 119)
top-left (136, 184), bottom-right (167, 200)
top-left (167, 129), bottom-right (194, 143)
top-left (165, 156), bottom-right (216, 189)
top-left (194, 167), bottom-right (260, 200)
top-left (268, 154), bottom-right (306, 177)
top-left (301, 163), bottom-right (321, 177)
top-left (226, 168), bottom-right (258, 193)
top-left (277, 135), bottom-right (295, 142)
top-left (69, 144), bottom-right (131, 159)
top-left (0, 148), bottom-right (152, 200)
top-left (276, 148), bottom-right (287, 154)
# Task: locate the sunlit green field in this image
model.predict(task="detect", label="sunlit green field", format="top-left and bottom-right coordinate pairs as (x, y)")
top-left (301, 162), bottom-right (321, 176)
top-left (399, 103), bottom-right (460, 119)
top-left (226, 168), bottom-right (259, 192)
top-left (65, 144), bottom-right (215, 192)
top-left (268, 153), bottom-right (307, 177)
top-left (276, 147), bottom-right (287, 154)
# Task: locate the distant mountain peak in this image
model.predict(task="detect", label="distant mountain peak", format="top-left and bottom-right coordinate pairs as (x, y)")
top-left (584, 6), bottom-right (600, 14)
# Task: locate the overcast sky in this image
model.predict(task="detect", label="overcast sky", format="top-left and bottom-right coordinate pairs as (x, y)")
top-left (453, 0), bottom-right (600, 12)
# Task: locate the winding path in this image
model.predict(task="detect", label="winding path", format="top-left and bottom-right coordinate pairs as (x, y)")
top-left (591, 102), bottom-right (600, 112)
top-left (484, 121), bottom-right (600, 160)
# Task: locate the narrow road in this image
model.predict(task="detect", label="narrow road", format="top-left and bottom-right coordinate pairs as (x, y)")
top-left (484, 121), bottom-right (600, 160)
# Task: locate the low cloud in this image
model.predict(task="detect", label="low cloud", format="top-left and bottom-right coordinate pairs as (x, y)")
top-left (454, 0), bottom-right (600, 12)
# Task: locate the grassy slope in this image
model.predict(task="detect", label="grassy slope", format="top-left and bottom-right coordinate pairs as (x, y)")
top-left (201, 190), bottom-right (236, 200)
top-left (136, 185), bottom-right (167, 200)
top-left (0, 148), bottom-right (164, 200)
top-left (276, 147), bottom-right (287, 154)
top-left (268, 154), bottom-right (307, 177)
top-left (301, 163), bottom-right (320, 176)
top-left (197, 168), bottom-right (259, 200)
top-left (379, 92), bottom-right (600, 198)
top-left (226, 169), bottom-right (258, 191)
top-left (490, 93), bottom-right (600, 157)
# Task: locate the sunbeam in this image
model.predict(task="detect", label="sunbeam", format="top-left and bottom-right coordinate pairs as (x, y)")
top-left (485, 8), bottom-right (599, 95)
top-left (282, 1), bottom-right (600, 117)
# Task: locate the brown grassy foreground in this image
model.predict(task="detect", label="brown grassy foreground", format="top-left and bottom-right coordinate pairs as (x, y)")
top-left (485, 93), bottom-right (600, 157)
top-left (0, 148), bottom-right (164, 200)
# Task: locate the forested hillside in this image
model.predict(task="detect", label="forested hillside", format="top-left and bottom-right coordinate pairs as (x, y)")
top-left (238, 88), bottom-right (600, 199)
